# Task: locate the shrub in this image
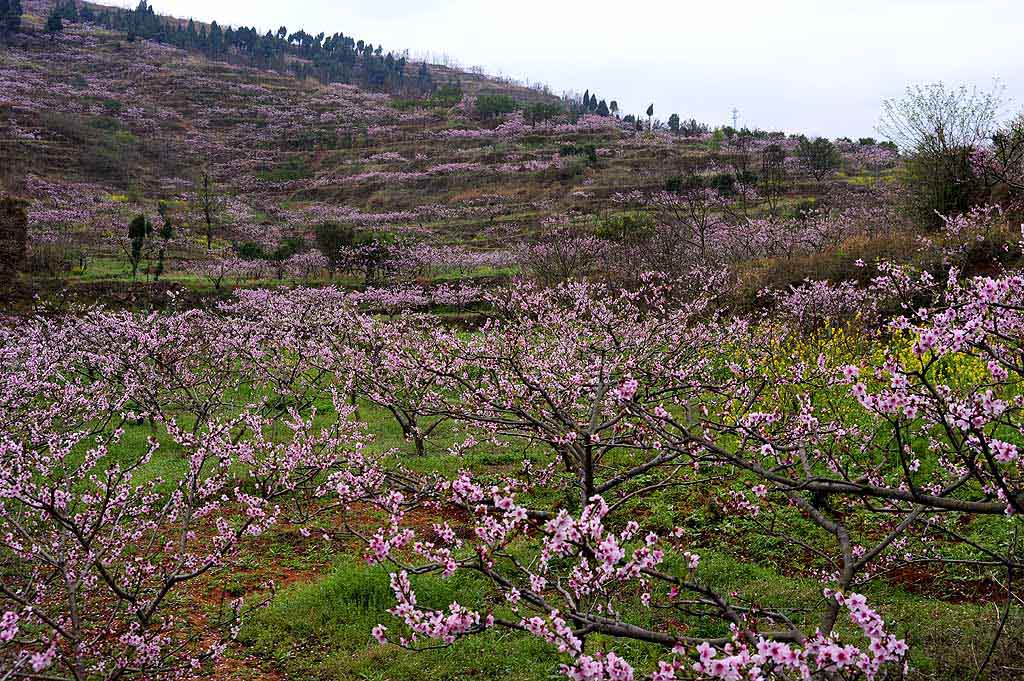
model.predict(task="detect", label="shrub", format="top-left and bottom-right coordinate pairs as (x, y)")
top-left (475, 94), bottom-right (517, 119)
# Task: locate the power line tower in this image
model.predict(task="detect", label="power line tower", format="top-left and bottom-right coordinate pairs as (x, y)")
top-left (731, 107), bottom-right (740, 130)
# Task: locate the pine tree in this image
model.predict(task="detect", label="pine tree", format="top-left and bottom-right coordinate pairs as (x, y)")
top-left (0, 0), bottom-right (10, 41)
top-left (596, 99), bottom-right (610, 117)
top-left (4, 0), bottom-right (22, 37)
top-left (127, 214), bottom-right (151, 280)
top-left (60, 0), bottom-right (78, 22)
top-left (45, 6), bottom-right (63, 33)
top-left (210, 21), bottom-right (224, 55)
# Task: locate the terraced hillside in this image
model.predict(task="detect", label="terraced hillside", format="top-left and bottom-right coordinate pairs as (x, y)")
top-left (1, 0), bottom-right (909, 311)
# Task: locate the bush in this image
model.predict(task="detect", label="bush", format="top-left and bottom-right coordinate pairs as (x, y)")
top-left (235, 242), bottom-right (266, 260)
top-left (796, 137), bottom-right (840, 181)
top-left (900, 150), bottom-right (984, 228)
top-left (560, 143), bottom-right (598, 164)
top-left (596, 212), bottom-right (656, 242)
top-left (879, 82), bottom-right (1001, 228)
top-left (315, 221), bottom-right (356, 276)
top-left (475, 93), bottom-right (517, 119)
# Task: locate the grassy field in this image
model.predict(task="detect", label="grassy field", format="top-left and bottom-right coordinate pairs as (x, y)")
top-left (87, 386), bottom-right (1020, 681)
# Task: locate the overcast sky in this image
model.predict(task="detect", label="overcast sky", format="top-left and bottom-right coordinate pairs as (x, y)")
top-left (97, 0), bottom-right (1023, 137)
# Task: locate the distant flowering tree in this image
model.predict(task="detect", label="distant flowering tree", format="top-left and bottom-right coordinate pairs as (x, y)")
top-left (973, 113), bottom-right (1024, 197)
top-left (879, 82), bottom-right (1002, 225)
top-left (519, 216), bottom-right (610, 285)
top-left (283, 250), bottom-right (329, 281)
top-left (612, 187), bottom-right (747, 265)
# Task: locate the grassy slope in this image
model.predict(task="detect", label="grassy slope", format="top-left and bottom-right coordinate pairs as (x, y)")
top-left (97, 394), bottom-right (1022, 681)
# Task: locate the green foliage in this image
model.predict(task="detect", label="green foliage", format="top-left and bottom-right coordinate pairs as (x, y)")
top-left (101, 99), bottom-right (123, 116)
top-left (86, 0), bottom-right (412, 95)
top-left (45, 7), bottom-right (63, 33)
top-left (556, 158), bottom-right (587, 182)
top-left (431, 83), bottom-right (463, 107)
top-left (127, 213), bottom-right (151, 280)
top-left (901, 149), bottom-right (984, 228)
top-left (523, 101), bottom-right (564, 125)
top-left (152, 202), bottom-right (174, 281)
top-left (475, 93), bottom-right (517, 119)
top-left (596, 212), bottom-right (656, 242)
top-left (256, 157), bottom-right (312, 182)
top-left (271, 236), bottom-right (304, 262)
top-left (559, 143), bottom-right (598, 164)
top-left (54, 0), bottom-right (78, 22)
top-left (314, 221), bottom-right (356, 274)
top-left (879, 82), bottom-right (1000, 228)
top-left (668, 113), bottom-right (680, 133)
top-left (236, 242), bottom-right (266, 260)
top-left (796, 136), bottom-right (840, 181)
top-left (0, 0), bottom-right (23, 39)
top-left (708, 128), bottom-right (725, 151)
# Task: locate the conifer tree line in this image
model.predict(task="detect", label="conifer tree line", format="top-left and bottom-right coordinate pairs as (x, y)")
top-left (41, 1), bottom-right (430, 94)
top-left (0, 0), bottom-right (23, 41)
top-left (573, 89), bottom-right (615, 117)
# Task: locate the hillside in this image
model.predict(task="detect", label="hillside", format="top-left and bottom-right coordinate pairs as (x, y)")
top-left (0, 0), bottom-right (912, 311)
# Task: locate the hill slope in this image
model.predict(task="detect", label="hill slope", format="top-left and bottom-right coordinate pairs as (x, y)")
top-left (1, 0), bottom-right (899, 308)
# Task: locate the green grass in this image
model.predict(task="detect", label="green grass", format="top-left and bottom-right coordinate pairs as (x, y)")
top-left (236, 545), bottom-right (1021, 681)
top-left (239, 559), bottom-right (564, 681)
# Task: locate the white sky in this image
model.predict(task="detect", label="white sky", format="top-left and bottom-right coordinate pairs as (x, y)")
top-left (96, 0), bottom-right (1024, 137)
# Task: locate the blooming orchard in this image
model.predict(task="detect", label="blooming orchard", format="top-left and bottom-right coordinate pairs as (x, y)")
top-left (5, 256), bottom-right (1022, 678)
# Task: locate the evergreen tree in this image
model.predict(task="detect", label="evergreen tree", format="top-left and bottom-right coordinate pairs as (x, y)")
top-left (668, 113), bottom-right (680, 133)
top-left (45, 6), bottom-right (63, 33)
top-left (0, 0), bottom-right (15, 41)
top-left (596, 99), bottom-right (610, 117)
top-left (59, 0), bottom-right (78, 22)
top-left (209, 21), bottom-right (223, 55)
top-left (7, 0), bottom-right (18, 32)
top-left (127, 214), bottom-right (151, 280)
